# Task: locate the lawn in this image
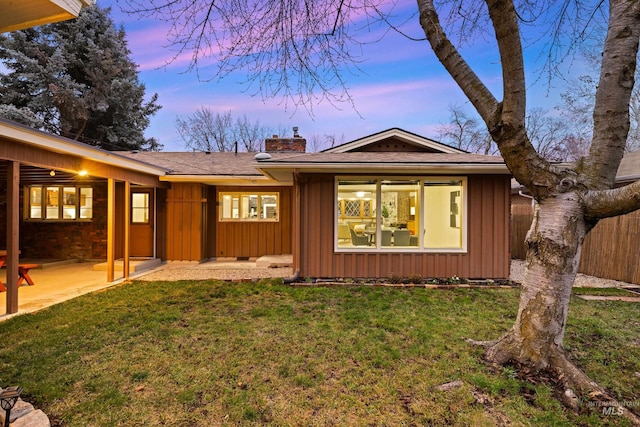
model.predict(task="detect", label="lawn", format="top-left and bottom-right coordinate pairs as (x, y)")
top-left (0, 280), bottom-right (638, 426)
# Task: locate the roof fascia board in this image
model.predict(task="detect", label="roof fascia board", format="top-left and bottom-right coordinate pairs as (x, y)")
top-left (256, 164), bottom-right (511, 181)
top-left (160, 175), bottom-right (290, 186)
top-left (1, 121), bottom-right (168, 176)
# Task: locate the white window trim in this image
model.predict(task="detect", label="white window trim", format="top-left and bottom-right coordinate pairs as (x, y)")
top-left (334, 176), bottom-right (468, 253)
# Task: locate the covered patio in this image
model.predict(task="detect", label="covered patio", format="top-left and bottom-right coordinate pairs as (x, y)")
top-left (1, 118), bottom-right (168, 315)
top-left (0, 259), bottom-right (161, 320)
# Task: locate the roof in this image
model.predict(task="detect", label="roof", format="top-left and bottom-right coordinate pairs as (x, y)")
top-left (323, 128), bottom-right (465, 154)
top-left (256, 152), bottom-right (509, 182)
top-left (1, 0), bottom-right (94, 33)
top-left (0, 118), bottom-right (168, 177)
top-left (116, 151), bottom-right (294, 185)
top-left (616, 150), bottom-right (640, 183)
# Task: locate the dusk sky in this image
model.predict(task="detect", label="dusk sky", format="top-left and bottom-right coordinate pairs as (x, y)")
top-left (99, 0), bottom-right (582, 152)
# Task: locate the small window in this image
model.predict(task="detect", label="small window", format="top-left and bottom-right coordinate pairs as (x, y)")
top-left (219, 192), bottom-right (279, 222)
top-left (132, 192), bottom-right (150, 223)
top-left (26, 185), bottom-right (93, 221)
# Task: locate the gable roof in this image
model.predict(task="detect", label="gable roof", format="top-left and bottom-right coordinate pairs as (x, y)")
top-left (323, 128), bottom-right (465, 154)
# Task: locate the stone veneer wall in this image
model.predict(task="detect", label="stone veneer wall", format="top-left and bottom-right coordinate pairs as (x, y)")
top-left (0, 181), bottom-right (108, 260)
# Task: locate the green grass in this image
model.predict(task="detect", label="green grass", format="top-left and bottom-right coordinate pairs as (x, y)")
top-left (0, 280), bottom-right (638, 426)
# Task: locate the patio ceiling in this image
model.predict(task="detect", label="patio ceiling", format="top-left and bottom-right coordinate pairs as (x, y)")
top-left (0, 160), bottom-right (100, 184)
top-left (0, 0), bottom-right (95, 33)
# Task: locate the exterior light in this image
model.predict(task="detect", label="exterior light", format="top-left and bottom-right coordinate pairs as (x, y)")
top-left (0, 386), bottom-right (22, 427)
top-left (78, 170), bottom-right (88, 177)
top-left (49, 170), bottom-right (56, 177)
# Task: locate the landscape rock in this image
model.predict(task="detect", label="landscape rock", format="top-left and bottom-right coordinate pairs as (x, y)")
top-left (11, 409), bottom-right (50, 427)
top-left (434, 380), bottom-right (464, 392)
top-left (0, 398), bottom-right (49, 427)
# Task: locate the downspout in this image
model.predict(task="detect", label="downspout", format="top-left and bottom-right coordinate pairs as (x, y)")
top-left (283, 269), bottom-right (300, 284)
top-left (519, 190), bottom-right (535, 207)
top-left (284, 168), bottom-right (302, 284)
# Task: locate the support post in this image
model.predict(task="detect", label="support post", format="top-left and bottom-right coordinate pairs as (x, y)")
top-left (107, 178), bottom-right (115, 282)
top-left (5, 162), bottom-right (19, 314)
top-left (123, 181), bottom-right (130, 279)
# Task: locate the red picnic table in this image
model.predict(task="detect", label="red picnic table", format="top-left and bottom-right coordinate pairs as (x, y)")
top-left (0, 250), bottom-right (36, 292)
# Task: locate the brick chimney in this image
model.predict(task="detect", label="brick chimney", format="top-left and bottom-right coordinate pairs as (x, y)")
top-left (265, 126), bottom-right (306, 153)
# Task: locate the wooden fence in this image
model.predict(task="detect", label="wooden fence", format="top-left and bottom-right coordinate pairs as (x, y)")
top-left (511, 204), bottom-right (640, 285)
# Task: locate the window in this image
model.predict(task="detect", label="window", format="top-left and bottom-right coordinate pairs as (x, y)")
top-left (336, 178), bottom-right (466, 252)
top-left (219, 192), bottom-right (279, 221)
top-left (423, 180), bottom-right (464, 249)
top-left (26, 186), bottom-right (93, 221)
top-left (132, 192), bottom-right (150, 223)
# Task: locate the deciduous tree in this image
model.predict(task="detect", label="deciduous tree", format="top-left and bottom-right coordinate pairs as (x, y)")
top-left (123, 0), bottom-right (640, 421)
top-left (176, 108), bottom-right (276, 152)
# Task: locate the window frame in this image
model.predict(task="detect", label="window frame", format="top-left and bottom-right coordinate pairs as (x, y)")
top-left (25, 185), bottom-right (93, 222)
top-left (131, 192), bottom-right (150, 224)
top-left (218, 191), bottom-right (280, 222)
top-left (334, 176), bottom-right (467, 253)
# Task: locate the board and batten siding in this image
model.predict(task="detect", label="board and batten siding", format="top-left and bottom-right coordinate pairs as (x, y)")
top-left (215, 186), bottom-right (293, 258)
top-left (165, 182), bottom-right (207, 261)
top-left (296, 174), bottom-right (511, 279)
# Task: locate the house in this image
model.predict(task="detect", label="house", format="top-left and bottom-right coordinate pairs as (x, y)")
top-left (1, 122), bottom-right (512, 313)
top-left (1, 0), bottom-right (96, 314)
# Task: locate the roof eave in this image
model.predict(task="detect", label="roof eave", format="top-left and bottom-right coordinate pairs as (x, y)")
top-left (256, 162), bottom-right (511, 181)
top-left (160, 174), bottom-right (290, 186)
top-left (1, 119), bottom-right (168, 176)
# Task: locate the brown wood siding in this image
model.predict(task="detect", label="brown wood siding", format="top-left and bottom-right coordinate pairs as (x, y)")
top-left (215, 186), bottom-right (292, 258)
top-left (206, 186), bottom-right (217, 259)
top-left (297, 174), bottom-right (511, 279)
top-left (156, 188), bottom-right (167, 260)
top-left (165, 183), bottom-right (207, 261)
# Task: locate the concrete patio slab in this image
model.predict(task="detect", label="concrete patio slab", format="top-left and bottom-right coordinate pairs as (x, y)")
top-left (0, 261), bottom-right (154, 321)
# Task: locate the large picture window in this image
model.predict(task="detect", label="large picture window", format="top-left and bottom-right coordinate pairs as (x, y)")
top-left (26, 185), bottom-right (93, 221)
top-left (219, 192), bottom-right (279, 221)
top-left (336, 178), bottom-right (466, 252)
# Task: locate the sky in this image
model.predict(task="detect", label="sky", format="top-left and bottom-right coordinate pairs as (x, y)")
top-left (98, 0), bottom-right (577, 152)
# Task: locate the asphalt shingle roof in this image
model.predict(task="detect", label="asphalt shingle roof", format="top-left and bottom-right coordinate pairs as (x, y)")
top-left (117, 151), bottom-right (507, 177)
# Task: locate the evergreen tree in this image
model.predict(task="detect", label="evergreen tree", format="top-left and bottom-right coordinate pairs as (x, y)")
top-left (0, 5), bottom-right (161, 151)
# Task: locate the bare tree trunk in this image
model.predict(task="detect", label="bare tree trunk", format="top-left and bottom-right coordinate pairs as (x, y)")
top-left (486, 191), bottom-right (587, 368)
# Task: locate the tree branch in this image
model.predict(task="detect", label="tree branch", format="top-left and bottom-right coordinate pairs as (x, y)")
top-left (585, 0), bottom-right (640, 188)
top-left (583, 180), bottom-right (640, 220)
top-left (418, 0), bottom-right (557, 197)
top-left (417, 0), bottom-right (499, 125)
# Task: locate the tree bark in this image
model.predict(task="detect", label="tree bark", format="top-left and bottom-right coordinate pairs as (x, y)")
top-left (419, 1), bottom-right (640, 421)
top-left (485, 190), bottom-right (587, 369)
